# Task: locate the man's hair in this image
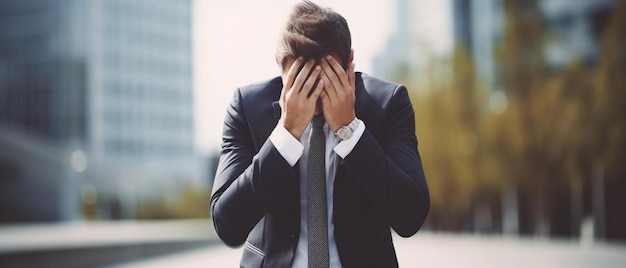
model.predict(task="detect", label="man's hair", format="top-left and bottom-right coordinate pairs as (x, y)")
top-left (277, 1), bottom-right (352, 69)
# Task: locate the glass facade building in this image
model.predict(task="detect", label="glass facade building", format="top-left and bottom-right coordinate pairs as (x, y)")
top-left (0, 0), bottom-right (198, 221)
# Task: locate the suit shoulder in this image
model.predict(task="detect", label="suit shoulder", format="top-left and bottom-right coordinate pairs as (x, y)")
top-left (358, 73), bottom-right (407, 106)
top-left (360, 73), bottom-right (403, 93)
top-left (230, 77), bottom-right (281, 126)
top-left (238, 76), bottom-right (282, 98)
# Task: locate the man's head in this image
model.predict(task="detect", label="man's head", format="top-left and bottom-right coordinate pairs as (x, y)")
top-left (276, 1), bottom-right (353, 71)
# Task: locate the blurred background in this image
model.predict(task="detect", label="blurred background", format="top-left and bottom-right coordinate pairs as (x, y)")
top-left (1, 0), bottom-right (625, 267)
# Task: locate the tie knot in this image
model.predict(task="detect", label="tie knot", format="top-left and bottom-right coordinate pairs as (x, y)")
top-left (312, 115), bottom-right (325, 130)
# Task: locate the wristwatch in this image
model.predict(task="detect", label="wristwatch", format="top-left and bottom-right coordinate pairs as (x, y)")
top-left (335, 118), bottom-right (359, 140)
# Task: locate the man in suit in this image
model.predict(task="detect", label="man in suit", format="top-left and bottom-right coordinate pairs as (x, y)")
top-left (210, 1), bottom-right (429, 267)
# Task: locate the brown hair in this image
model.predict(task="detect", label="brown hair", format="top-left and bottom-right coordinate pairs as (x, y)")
top-left (277, 1), bottom-right (352, 69)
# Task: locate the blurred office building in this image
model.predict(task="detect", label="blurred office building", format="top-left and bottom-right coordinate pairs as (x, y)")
top-left (451, 0), bottom-right (505, 88)
top-left (540, 0), bottom-right (615, 68)
top-left (373, 0), bottom-right (415, 82)
top-left (0, 0), bottom-right (202, 222)
top-left (452, 0), bottom-right (615, 87)
top-left (374, 0), bottom-right (456, 85)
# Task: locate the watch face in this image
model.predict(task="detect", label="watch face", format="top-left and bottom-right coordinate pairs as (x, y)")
top-left (337, 126), bottom-right (352, 140)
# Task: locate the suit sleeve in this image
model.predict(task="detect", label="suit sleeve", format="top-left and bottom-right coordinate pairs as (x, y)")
top-left (210, 88), bottom-right (297, 247)
top-left (342, 85), bottom-right (430, 237)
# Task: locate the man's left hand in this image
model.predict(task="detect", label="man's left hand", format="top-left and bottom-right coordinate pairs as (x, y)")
top-left (320, 55), bottom-right (356, 132)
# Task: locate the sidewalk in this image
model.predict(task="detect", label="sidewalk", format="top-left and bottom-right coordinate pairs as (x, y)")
top-left (2, 220), bottom-right (625, 268)
top-left (0, 219), bottom-right (217, 267)
top-left (120, 232), bottom-right (626, 268)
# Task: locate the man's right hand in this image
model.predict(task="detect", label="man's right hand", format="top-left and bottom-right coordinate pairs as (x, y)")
top-left (279, 57), bottom-right (324, 140)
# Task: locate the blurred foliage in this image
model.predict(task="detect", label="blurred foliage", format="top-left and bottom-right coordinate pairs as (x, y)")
top-left (405, 0), bottom-right (626, 236)
top-left (136, 184), bottom-right (211, 220)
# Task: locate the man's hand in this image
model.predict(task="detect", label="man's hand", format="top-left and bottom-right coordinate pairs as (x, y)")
top-left (320, 55), bottom-right (356, 132)
top-left (279, 57), bottom-right (324, 140)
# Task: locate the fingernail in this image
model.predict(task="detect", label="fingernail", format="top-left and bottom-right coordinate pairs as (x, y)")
top-left (315, 65), bottom-right (321, 70)
top-left (297, 57), bottom-right (303, 61)
top-left (326, 55), bottom-right (332, 60)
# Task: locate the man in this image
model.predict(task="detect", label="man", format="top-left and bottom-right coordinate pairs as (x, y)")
top-left (210, 1), bottom-right (429, 267)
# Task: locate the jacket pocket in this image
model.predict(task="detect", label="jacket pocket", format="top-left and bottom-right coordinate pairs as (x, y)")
top-left (240, 241), bottom-right (265, 268)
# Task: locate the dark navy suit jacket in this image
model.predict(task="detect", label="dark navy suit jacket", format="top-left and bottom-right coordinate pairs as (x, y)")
top-left (210, 73), bottom-right (429, 267)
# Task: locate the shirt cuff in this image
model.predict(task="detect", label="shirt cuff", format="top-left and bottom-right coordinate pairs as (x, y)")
top-left (334, 118), bottom-right (365, 159)
top-left (269, 124), bottom-right (303, 167)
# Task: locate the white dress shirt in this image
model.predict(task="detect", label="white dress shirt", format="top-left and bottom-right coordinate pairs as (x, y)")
top-left (270, 117), bottom-right (366, 268)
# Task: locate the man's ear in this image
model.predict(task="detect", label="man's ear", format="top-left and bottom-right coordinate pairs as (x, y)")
top-left (349, 49), bottom-right (354, 64)
top-left (344, 49), bottom-right (354, 72)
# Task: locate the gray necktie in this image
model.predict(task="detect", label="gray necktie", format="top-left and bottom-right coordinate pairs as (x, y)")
top-left (307, 115), bottom-right (329, 267)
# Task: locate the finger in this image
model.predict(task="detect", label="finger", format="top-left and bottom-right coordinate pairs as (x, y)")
top-left (321, 58), bottom-right (342, 94)
top-left (320, 86), bottom-right (331, 109)
top-left (320, 88), bottom-right (331, 109)
top-left (301, 64), bottom-right (321, 96)
top-left (310, 78), bottom-right (324, 101)
top-left (325, 55), bottom-right (349, 87)
top-left (293, 59), bottom-right (316, 92)
top-left (320, 87), bottom-right (328, 100)
top-left (320, 72), bottom-right (336, 100)
top-left (348, 62), bottom-right (356, 89)
top-left (284, 57), bottom-right (304, 89)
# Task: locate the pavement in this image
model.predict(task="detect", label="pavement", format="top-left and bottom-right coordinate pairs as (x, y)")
top-left (118, 232), bottom-right (626, 268)
top-left (0, 219), bottom-right (215, 254)
top-left (1, 220), bottom-right (625, 267)
top-left (0, 220), bottom-right (216, 267)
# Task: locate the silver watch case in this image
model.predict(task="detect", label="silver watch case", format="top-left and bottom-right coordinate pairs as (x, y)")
top-left (335, 118), bottom-right (359, 140)
top-left (335, 126), bottom-right (353, 140)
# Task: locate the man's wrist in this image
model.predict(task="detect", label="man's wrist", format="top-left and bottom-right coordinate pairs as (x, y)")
top-left (270, 124), bottom-right (304, 167)
top-left (280, 119), bottom-right (306, 140)
top-left (334, 118), bottom-right (365, 158)
top-left (335, 117), bottom-right (359, 141)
